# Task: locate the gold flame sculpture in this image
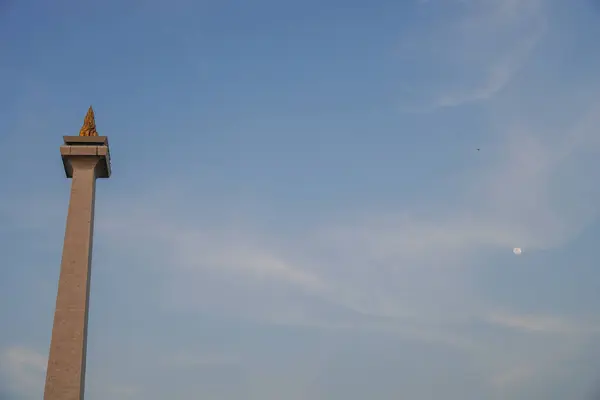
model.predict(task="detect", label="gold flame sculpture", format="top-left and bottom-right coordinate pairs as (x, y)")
top-left (79, 106), bottom-right (98, 136)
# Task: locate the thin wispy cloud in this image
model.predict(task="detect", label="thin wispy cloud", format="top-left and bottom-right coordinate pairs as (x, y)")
top-left (400, 0), bottom-right (547, 111)
top-left (0, 347), bottom-right (45, 399)
top-left (485, 312), bottom-right (599, 335)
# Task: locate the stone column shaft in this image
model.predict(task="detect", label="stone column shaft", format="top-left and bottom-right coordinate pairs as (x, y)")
top-left (44, 157), bottom-right (100, 400)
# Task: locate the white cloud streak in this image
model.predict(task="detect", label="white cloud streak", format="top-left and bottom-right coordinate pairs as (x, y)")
top-left (0, 346), bottom-right (45, 399)
top-left (404, 0), bottom-right (547, 110)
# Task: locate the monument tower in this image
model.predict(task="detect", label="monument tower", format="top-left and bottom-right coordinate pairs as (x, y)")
top-left (44, 107), bottom-right (112, 400)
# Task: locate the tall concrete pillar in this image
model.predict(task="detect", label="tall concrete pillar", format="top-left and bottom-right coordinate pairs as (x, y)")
top-left (44, 107), bottom-right (111, 400)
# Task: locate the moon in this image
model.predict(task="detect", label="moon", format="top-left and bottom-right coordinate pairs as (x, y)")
top-left (513, 247), bottom-right (522, 255)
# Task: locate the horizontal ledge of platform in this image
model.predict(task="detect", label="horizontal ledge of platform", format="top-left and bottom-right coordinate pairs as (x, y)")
top-left (60, 145), bottom-right (110, 157)
top-left (63, 136), bottom-right (109, 146)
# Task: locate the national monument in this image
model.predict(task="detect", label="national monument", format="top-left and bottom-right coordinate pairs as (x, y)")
top-left (43, 107), bottom-right (112, 400)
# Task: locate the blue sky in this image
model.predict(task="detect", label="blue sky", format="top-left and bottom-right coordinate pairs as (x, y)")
top-left (1, 0), bottom-right (600, 398)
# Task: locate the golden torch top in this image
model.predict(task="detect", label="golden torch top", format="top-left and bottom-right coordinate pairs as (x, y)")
top-left (78, 106), bottom-right (98, 137)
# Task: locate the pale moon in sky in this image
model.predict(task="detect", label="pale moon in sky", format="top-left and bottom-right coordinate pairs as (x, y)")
top-left (513, 247), bottom-right (522, 255)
